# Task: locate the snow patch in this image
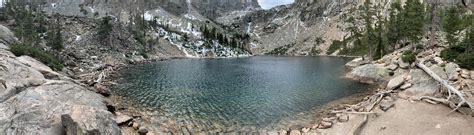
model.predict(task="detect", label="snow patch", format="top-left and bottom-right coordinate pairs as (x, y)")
top-left (184, 14), bottom-right (199, 21)
top-left (88, 7), bottom-right (95, 13)
top-left (144, 11), bottom-right (153, 21)
top-left (75, 35), bottom-right (81, 41)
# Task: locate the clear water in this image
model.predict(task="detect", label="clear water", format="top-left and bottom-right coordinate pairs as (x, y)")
top-left (113, 56), bottom-right (372, 132)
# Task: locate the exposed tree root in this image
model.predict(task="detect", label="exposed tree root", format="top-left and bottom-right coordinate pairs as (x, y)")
top-left (349, 114), bottom-right (369, 135)
top-left (416, 62), bottom-right (474, 115)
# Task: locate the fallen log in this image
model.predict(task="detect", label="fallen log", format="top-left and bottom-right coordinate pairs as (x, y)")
top-left (416, 62), bottom-right (474, 114)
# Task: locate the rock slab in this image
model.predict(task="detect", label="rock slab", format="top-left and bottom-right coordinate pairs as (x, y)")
top-left (387, 74), bottom-right (405, 90)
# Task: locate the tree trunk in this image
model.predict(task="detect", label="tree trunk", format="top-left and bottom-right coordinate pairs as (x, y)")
top-left (428, 1), bottom-right (439, 49)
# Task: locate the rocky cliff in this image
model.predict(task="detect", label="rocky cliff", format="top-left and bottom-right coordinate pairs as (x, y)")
top-left (28, 0), bottom-right (258, 19)
top-left (12, 0), bottom-right (469, 56)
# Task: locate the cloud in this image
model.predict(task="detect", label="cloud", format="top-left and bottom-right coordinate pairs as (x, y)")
top-left (258, 0), bottom-right (294, 9)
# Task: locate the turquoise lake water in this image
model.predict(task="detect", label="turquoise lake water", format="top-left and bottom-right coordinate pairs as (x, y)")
top-left (113, 56), bottom-right (372, 132)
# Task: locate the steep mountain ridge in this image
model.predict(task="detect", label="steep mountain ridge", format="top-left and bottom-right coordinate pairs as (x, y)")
top-left (11, 0), bottom-right (469, 57)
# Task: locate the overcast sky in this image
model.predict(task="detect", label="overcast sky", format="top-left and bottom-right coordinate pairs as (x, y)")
top-left (258, 0), bottom-right (294, 9)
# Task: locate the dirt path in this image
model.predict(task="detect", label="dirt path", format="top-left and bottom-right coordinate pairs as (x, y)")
top-left (320, 99), bottom-right (474, 135)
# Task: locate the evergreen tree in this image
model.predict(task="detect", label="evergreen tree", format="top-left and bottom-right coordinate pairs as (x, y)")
top-left (442, 6), bottom-right (466, 46)
top-left (224, 35), bottom-right (228, 45)
top-left (211, 27), bottom-right (217, 39)
top-left (47, 18), bottom-right (63, 50)
top-left (5, 0), bottom-right (17, 20)
top-left (400, 0), bottom-right (426, 47)
top-left (14, 7), bottom-right (39, 46)
top-left (386, 1), bottom-right (402, 50)
top-left (36, 13), bottom-right (47, 33)
top-left (96, 16), bottom-right (113, 45)
top-left (361, 0), bottom-right (375, 60)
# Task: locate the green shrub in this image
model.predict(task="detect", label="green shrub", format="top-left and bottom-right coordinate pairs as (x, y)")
top-left (402, 50), bottom-right (416, 64)
top-left (457, 53), bottom-right (474, 69)
top-left (10, 43), bottom-right (64, 71)
top-left (441, 45), bottom-right (465, 61)
top-left (268, 44), bottom-right (294, 55)
top-left (327, 40), bottom-right (343, 55)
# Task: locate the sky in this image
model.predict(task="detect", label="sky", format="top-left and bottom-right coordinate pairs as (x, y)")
top-left (0, 0), bottom-right (295, 10)
top-left (258, 0), bottom-right (294, 9)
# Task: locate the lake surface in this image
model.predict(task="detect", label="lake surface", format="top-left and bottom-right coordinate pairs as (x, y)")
top-left (113, 56), bottom-right (372, 132)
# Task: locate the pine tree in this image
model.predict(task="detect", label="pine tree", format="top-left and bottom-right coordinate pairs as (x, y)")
top-left (96, 16), bottom-right (113, 45)
top-left (224, 35), bottom-right (228, 45)
top-left (14, 7), bottom-right (38, 46)
top-left (211, 27), bottom-right (217, 39)
top-left (47, 18), bottom-right (63, 50)
top-left (5, 0), bottom-right (17, 20)
top-left (36, 12), bottom-right (47, 33)
top-left (386, 1), bottom-right (402, 50)
top-left (401, 0), bottom-right (426, 47)
top-left (442, 6), bottom-right (466, 46)
top-left (361, 0), bottom-right (375, 60)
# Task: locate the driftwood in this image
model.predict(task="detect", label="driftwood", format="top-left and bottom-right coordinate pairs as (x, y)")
top-left (94, 71), bottom-right (105, 84)
top-left (363, 90), bottom-right (393, 112)
top-left (349, 114), bottom-right (369, 135)
top-left (416, 62), bottom-right (474, 115)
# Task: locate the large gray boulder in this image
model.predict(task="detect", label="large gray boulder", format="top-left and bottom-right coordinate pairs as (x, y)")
top-left (16, 56), bottom-right (65, 80)
top-left (62, 105), bottom-right (121, 135)
top-left (403, 69), bottom-right (440, 97)
top-left (0, 38), bottom-right (120, 134)
top-left (0, 55), bottom-right (45, 103)
top-left (345, 58), bottom-right (369, 68)
top-left (387, 74), bottom-right (405, 90)
top-left (347, 64), bottom-right (390, 84)
top-left (445, 62), bottom-right (460, 81)
top-left (0, 80), bottom-right (120, 134)
top-left (0, 25), bottom-right (16, 46)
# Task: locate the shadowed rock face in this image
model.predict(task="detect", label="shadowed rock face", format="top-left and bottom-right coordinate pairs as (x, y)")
top-left (15, 0), bottom-right (259, 19)
top-left (191, 0), bottom-right (260, 19)
top-left (35, 0), bottom-right (188, 17)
